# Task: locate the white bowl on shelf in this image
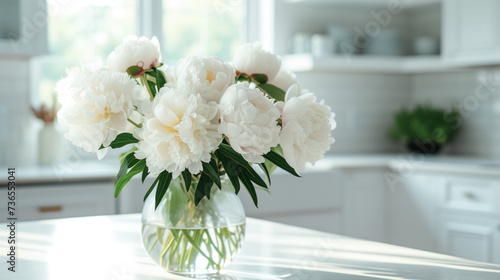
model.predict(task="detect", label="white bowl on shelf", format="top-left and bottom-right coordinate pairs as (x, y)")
top-left (414, 36), bottom-right (439, 55)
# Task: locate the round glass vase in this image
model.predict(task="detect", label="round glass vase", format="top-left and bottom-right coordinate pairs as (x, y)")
top-left (141, 175), bottom-right (246, 277)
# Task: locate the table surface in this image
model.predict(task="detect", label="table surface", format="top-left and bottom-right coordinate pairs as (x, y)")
top-left (2, 214), bottom-right (500, 280)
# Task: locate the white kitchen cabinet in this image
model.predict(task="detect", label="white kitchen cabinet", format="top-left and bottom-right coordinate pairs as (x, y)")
top-left (14, 181), bottom-right (116, 221)
top-left (117, 176), bottom-right (157, 214)
top-left (340, 168), bottom-right (387, 243)
top-left (387, 171), bottom-right (439, 252)
top-left (241, 170), bottom-right (343, 233)
top-left (437, 174), bottom-right (500, 216)
top-left (0, 0), bottom-right (48, 56)
top-left (442, 0), bottom-right (500, 63)
top-left (438, 214), bottom-right (500, 263)
top-left (434, 173), bottom-right (500, 264)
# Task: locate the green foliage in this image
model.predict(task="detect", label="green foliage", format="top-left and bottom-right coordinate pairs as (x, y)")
top-left (101, 133), bottom-right (139, 150)
top-left (389, 104), bottom-right (461, 145)
top-left (257, 83), bottom-right (286, 102)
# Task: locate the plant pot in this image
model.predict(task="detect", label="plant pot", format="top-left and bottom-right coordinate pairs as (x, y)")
top-left (141, 175), bottom-right (246, 277)
top-left (407, 140), bottom-right (441, 154)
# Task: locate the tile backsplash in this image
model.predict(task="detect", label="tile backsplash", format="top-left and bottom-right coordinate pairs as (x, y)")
top-left (410, 69), bottom-right (500, 158)
top-left (298, 68), bottom-right (500, 158)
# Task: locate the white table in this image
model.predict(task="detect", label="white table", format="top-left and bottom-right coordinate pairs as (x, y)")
top-left (2, 214), bottom-right (500, 280)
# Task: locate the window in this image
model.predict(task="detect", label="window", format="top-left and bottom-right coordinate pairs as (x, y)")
top-left (162, 0), bottom-right (246, 63)
top-left (30, 0), bottom-right (247, 161)
top-left (32, 0), bottom-right (137, 106)
top-left (32, 0), bottom-right (247, 107)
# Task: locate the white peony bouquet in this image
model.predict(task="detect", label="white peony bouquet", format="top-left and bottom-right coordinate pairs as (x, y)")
top-left (56, 36), bottom-right (336, 208)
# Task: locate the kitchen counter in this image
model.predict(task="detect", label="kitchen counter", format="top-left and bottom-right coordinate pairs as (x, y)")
top-left (1, 214), bottom-right (500, 280)
top-left (1, 154), bottom-right (499, 185)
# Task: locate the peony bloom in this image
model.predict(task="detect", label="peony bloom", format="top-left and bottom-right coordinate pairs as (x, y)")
top-left (56, 66), bottom-right (140, 159)
top-left (269, 69), bottom-right (300, 92)
top-left (232, 42), bottom-right (281, 81)
top-left (107, 36), bottom-right (161, 74)
top-left (219, 82), bottom-right (281, 163)
top-left (135, 85), bottom-right (221, 177)
top-left (279, 84), bottom-right (335, 171)
top-left (174, 56), bottom-right (235, 102)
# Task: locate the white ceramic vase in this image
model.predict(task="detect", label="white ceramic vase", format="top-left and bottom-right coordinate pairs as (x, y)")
top-left (38, 123), bottom-right (64, 165)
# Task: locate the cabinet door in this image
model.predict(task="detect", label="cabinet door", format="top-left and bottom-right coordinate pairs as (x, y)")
top-left (439, 214), bottom-right (500, 264)
top-left (0, 0), bottom-right (48, 55)
top-left (240, 170), bottom-right (342, 233)
top-left (341, 168), bottom-right (387, 243)
top-left (387, 172), bottom-right (439, 252)
top-left (443, 0), bottom-right (500, 62)
top-left (117, 177), bottom-right (157, 214)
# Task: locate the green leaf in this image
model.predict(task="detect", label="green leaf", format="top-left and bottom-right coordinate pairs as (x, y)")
top-left (101, 133), bottom-right (139, 150)
top-left (169, 181), bottom-right (188, 226)
top-left (115, 159), bottom-right (146, 197)
top-left (141, 165), bottom-right (149, 184)
top-left (143, 176), bottom-right (160, 201)
top-left (155, 171), bottom-right (173, 210)
top-left (118, 148), bottom-right (137, 165)
top-left (240, 172), bottom-right (258, 207)
top-left (181, 170), bottom-right (192, 192)
top-left (219, 156), bottom-right (241, 194)
top-left (115, 153), bottom-right (139, 187)
top-left (216, 144), bottom-right (267, 188)
top-left (202, 161), bottom-right (221, 189)
top-left (258, 83), bottom-right (286, 102)
top-left (195, 173), bottom-right (213, 206)
top-left (156, 68), bottom-right (167, 89)
top-left (263, 149), bottom-right (301, 177)
top-left (251, 73), bottom-right (268, 84)
top-left (259, 163), bottom-right (271, 185)
top-left (126, 65), bottom-right (144, 77)
top-left (147, 80), bottom-right (157, 97)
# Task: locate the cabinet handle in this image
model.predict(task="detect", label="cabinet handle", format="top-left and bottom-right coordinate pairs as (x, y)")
top-left (463, 191), bottom-right (476, 200)
top-left (38, 206), bottom-right (63, 213)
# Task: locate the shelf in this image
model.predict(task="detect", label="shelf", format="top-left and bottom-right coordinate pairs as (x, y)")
top-left (286, 0), bottom-right (441, 8)
top-left (281, 54), bottom-right (500, 74)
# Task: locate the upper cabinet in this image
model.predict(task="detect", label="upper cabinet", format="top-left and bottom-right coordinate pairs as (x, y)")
top-left (277, 0), bottom-right (500, 73)
top-left (442, 0), bottom-right (500, 64)
top-left (0, 0), bottom-right (48, 57)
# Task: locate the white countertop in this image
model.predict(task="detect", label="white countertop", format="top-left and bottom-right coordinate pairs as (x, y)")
top-left (1, 214), bottom-right (500, 280)
top-left (1, 154), bottom-right (499, 185)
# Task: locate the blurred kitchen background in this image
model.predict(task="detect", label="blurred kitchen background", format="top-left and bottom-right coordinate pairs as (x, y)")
top-left (1, 0), bottom-right (500, 265)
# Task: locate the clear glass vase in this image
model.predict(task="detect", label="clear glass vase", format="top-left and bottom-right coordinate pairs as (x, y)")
top-left (141, 175), bottom-right (246, 277)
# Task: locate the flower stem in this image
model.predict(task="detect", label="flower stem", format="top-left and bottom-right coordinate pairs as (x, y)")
top-left (141, 75), bottom-right (155, 100)
top-left (127, 118), bottom-right (142, 128)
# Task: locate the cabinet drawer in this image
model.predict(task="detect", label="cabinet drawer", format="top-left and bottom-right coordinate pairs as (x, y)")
top-left (440, 177), bottom-right (500, 214)
top-left (15, 181), bottom-right (116, 221)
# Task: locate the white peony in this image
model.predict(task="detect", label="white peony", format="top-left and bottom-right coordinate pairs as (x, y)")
top-left (135, 85), bottom-right (221, 177)
top-left (232, 42), bottom-right (281, 81)
top-left (107, 36), bottom-right (161, 74)
top-left (279, 84), bottom-right (335, 171)
top-left (174, 56), bottom-right (235, 102)
top-left (56, 66), bottom-right (140, 159)
top-left (219, 82), bottom-right (281, 163)
top-left (269, 69), bottom-right (300, 92)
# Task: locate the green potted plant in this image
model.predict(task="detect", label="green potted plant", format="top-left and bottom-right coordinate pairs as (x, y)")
top-left (389, 104), bottom-right (461, 154)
